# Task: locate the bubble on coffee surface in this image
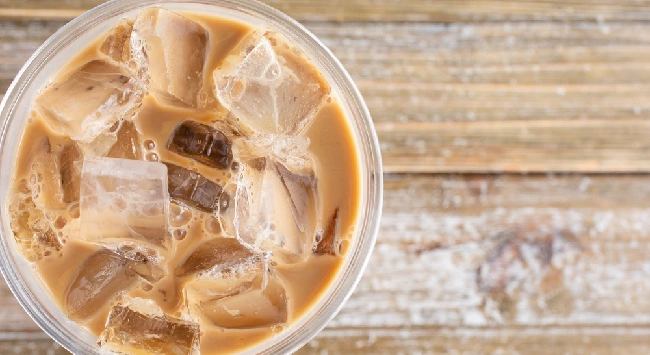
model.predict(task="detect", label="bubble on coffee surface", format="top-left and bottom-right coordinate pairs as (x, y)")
top-left (172, 228), bottom-right (187, 240)
top-left (146, 152), bottom-right (159, 162)
top-left (144, 139), bottom-right (156, 150)
top-left (169, 203), bottom-right (193, 227)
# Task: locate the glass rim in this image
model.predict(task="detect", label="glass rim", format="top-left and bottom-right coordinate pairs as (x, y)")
top-left (0, 0), bottom-right (383, 354)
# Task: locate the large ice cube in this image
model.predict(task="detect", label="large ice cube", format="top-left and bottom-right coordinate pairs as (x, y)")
top-left (101, 19), bottom-right (134, 64)
top-left (234, 159), bottom-right (318, 264)
top-left (167, 121), bottom-right (233, 169)
top-left (185, 273), bottom-right (287, 329)
top-left (175, 237), bottom-right (256, 277)
top-left (60, 142), bottom-right (83, 204)
top-left (131, 8), bottom-right (208, 107)
top-left (79, 157), bottom-right (169, 248)
top-left (165, 163), bottom-right (229, 214)
top-left (99, 304), bottom-right (200, 355)
top-left (8, 180), bottom-right (61, 262)
top-left (64, 250), bottom-right (139, 320)
top-left (35, 60), bottom-right (142, 142)
top-left (214, 32), bottom-right (331, 135)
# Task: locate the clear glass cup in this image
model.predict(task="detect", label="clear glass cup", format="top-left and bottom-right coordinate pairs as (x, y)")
top-left (0, 0), bottom-right (382, 354)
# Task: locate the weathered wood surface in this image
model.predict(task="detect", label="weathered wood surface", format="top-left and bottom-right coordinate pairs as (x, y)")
top-left (4, 0), bottom-right (650, 22)
top-left (3, 0), bottom-right (650, 354)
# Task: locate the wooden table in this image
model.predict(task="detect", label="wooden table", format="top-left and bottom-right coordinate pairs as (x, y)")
top-left (3, 0), bottom-right (650, 353)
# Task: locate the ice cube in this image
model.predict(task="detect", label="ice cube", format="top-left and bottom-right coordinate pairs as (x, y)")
top-left (167, 121), bottom-right (232, 169)
top-left (35, 60), bottom-right (142, 142)
top-left (186, 274), bottom-right (287, 329)
top-left (79, 120), bottom-right (142, 159)
top-left (30, 138), bottom-right (65, 210)
top-left (165, 163), bottom-right (229, 214)
top-left (8, 180), bottom-right (61, 262)
top-left (314, 208), bottom-right (340, 256)
top-left (79, 121), bottom-right (121, 157)
top-left (107, 120), bottom-right (143, 160)
top-left (234, 159), bottom-right (318, 264)
top-left (100, 19), bottom-right (134, 64)
top-left (64, 250), bottom-right (139, 320)
top-left (99, 304), bottom-right (199, 355)
top-left (60, 142), bottom-right (83, 204)
top-left (79, 157), bottom-right (169, 248)
top-left (236, 134), bottom-right (312, 173)
top-left (214, 32), bottom-right (331, 135)
top-left (131, 8), bottom-right (208, 107)
top-left (175, 237), bottom-right (255, 277)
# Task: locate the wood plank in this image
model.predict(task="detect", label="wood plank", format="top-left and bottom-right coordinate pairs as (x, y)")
top-left (2, 174), bottom-right (650, 352)
top-left (342, 174), bottom-right (650, 329)
top-left (4, 0), bottom-right (650, 22)
top-left (379, 120), bottom-right (650, 173)
top-left (3, 328), bottom-right (650, 355)
top-left (0, 336), bottom-right (67, 354)
top-left (297, 327), bottom-right (650, 354)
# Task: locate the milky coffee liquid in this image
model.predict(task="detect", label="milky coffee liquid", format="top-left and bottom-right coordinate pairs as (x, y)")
top-left (7, 7), bottom-right (360, 354)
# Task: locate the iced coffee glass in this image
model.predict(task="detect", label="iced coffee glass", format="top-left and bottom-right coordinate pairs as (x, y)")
top-left (0, 0), bottom-right (382, 354)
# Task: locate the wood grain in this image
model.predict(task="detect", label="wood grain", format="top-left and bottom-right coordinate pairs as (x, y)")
top-left (297, 327), bottom-right (650, 354)
top-left (0, 337), bottom-right (67, 354)
top-left (378, 120), bottom-right (650, 173)
top-left (4, 0), bottom-right (650, 22)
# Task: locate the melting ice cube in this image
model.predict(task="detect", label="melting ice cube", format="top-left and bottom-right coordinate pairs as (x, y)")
top-left (79, 120), bottom-right (142, 160)
top-left (165, 163), bottom-right (229, 214)
top-left (99, 304), bottom-right (200, 355)
top-left (107, 120), bottom-right (143, 160)
top-left (101, 18), bottom-right (134, 64)
top-left (214, 32), bottom-right (330, 135)
top-left (167, 121), bottom-right (232, 170)
top-left (175, 237), bottom-right (256, 277)
top-left (79, 157), bottom-right (169, 248)
top-left (60, 142), bottom-right (83, 204)
top-left (29, 138), bottom-right (65, 210)
top-left (131, 8), bottom-right (208, 107)
top-left (234, 159), bottom-right (319, 264)
top-left (35, 60), bottom-right (142, 142)
top-left (64, 250), bottom-right (140, 320)
top-left (8, 180), bottom-right (61, 262)
top-left (185, 273), bottom-right (287, 329)
top-left (236, 134), bottom-right (313, 173)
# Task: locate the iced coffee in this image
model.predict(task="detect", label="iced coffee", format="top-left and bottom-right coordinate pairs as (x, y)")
top-left (7, 7), bottom-right (360, 354)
